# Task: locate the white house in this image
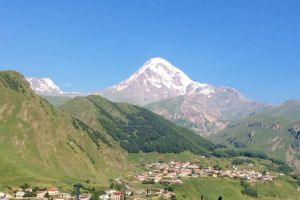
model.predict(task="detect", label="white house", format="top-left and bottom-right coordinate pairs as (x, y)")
top-left (48, 188), bottom-right (59, 196)
top-left (61, 193), bottom-right (71, 199)
top-left (79, 195), bottom-right (90, 200)
top-left (0, 192), bottom-right (5, 199)
top-left (16, 191), bottom-right (25, 199)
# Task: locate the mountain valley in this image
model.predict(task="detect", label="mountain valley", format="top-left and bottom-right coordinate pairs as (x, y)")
top-left (0, 69), bottom-right (299, 200)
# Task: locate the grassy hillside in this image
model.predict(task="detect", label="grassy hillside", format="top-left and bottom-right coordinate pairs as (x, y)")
top-left (211, 100), bottom-right (300, 172)
top-left (174, 176), bottom-right (300, 200)
top-left (61, 95), bottom-right (215, 155)
top-left (43, 95), bottom-right (72, 106)
top-left (0, 70), bottom-right (130, 189)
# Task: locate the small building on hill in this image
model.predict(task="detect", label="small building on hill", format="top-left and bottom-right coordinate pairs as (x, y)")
top-left (36, 191), bottom-right (47, 199)
top-left (0, 192), bottom-right (6, 199)
top-left (110, 191), bottom-right (124, 200)
top-left (16, 191), bottom-right (25, 199)
top-left (61, 192), bottom-right (71, 199)
top-left (48, 188), bottom-right (59, 196)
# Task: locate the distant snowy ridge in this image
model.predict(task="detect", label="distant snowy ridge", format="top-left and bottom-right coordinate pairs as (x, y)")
top-left (26, 77), bottom-right (82, 97)
top-left (26, 77), bottom-right (63, 95)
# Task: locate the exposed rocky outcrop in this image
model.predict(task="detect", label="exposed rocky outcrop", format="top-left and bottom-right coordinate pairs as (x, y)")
top-left (272, 121), bottom-right (281, 131)
top-left (289, 125), bottom-right (300, 139)
top-left (246, 121), bottom-right (263, 128)
top-left (226, 138), bottom-right (247, 148)
top-left (248, 131), bottom-right (255, 143)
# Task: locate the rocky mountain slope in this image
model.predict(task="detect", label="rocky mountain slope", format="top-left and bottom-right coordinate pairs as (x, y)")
top-left (146, 88), bottom-right (267, 137)
top-left (101, 57), bottom-right (267, 136)
top-left (211, 100), bottom-right (300, 172)
top-left (61, 95), bottom-right (215, 154)
top-left (0, 71), bottom-right (129, 186)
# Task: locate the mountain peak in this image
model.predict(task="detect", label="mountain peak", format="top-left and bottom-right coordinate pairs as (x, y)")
top-left (143, 57), bottom-right (182, 72)
top-left (146, 57), bottom-right (172, 64)
top-left (101, 57), bottom-right (215, 105)
top-left (113, 57), bottom-right (194, 94)
top-left (141, 57), bottom-right (193, 86)
top-left (25, 77), bottom-right (84, 97)
top-left (26, 77), bottom-right (63, 95)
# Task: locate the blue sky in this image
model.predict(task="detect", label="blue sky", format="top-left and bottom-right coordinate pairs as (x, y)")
top-left (0, 0), bottom-right (299, 104)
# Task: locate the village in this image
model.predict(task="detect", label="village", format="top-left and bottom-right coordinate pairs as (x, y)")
top-left (134, 161), bottom-right (276, 185)
top-left (0, 161), bottom-right (278, 200)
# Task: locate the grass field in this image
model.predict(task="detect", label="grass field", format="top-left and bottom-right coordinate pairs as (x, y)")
top-left (174, 176), bottom-right (300, 200)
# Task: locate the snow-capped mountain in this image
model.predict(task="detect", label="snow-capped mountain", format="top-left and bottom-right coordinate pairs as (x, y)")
top-left (101, 57), bottom-right (268, 136)
top-left (26, 77), bottom-right (82, 97)
top-left (114, 57), bottom-right (195, 94)
top-left (26, 77), bottom-right (63, 95)
top-left (101, 57), bottom-right (215, 105)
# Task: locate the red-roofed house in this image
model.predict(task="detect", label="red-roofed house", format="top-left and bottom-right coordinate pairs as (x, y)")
top-left (110, 192), bottom-right (124, 200)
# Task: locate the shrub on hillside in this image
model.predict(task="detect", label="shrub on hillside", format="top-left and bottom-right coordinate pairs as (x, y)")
top-left (242, 187), bottom-right (258, 197)
top-left (232, 158), bottom-right (254, 165)
top-left (240, 180), bottom-right (258, 198)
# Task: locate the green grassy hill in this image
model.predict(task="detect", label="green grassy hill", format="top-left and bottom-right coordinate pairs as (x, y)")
top-left (0, 70), bottom-right (129, 189)
top-left (211, 100), bottom-right (300, 172)
top-left (61, 95), bottom-right (215, 155)
top-left (174, 176), bottom-right (300, 200)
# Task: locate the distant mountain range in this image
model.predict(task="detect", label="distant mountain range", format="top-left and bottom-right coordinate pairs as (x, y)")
top-left (100, 58), bottom-right (268, 136)
top-left (26, 57), bottom-right (268, 137)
